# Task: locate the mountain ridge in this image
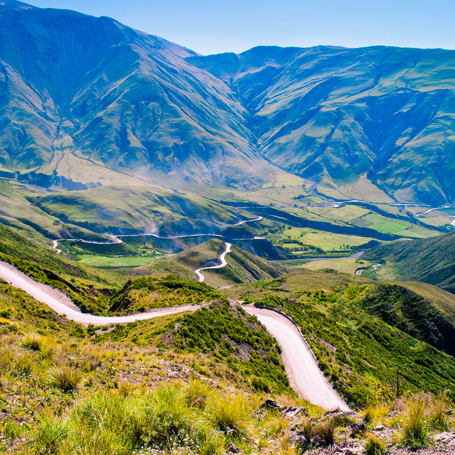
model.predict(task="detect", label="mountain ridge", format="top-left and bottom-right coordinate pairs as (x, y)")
top-left (1, 1), bottom-right (455, 204)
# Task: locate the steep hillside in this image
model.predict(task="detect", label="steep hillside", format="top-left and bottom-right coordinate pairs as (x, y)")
top-left (29, 185), bottom-right (250, 235)
top-left (0, 223), bottom-right (124, 313)
top-left (364, 231), bottom-right (455, 292)
top-left (229, 270), bottom-right (455, 405)
top-left (0, 0), bottom-right (272, 189)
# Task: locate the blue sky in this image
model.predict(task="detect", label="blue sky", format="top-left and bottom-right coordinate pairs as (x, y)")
top-left (24, 0), bottom-right (455, 55)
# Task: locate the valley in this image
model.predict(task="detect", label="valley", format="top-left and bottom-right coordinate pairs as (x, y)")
top-left (1, 1), bottom-right (455, 453)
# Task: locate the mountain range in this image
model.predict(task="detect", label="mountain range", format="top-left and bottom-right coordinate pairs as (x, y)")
top-left (1, 0), bottom-right (455, 204)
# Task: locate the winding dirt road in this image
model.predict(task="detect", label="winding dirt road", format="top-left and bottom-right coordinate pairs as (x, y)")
top-left (244, 306), bottom-right (350, 411)
top-left (0, 246), bottom-right (350, 410)
top-left (51, 217), bottom-right (264, 253)
top-left (0, 261), bottom-right (199, 325)
top-left (194, 242), bottom-right (232, 282)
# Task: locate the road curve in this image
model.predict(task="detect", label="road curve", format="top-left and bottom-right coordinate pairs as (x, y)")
top-left (195, 242), bottom-right (232, 282)
top-left (51, 216), bottom-right (263, 253)
top-left (0, 261), bottom-right (199, 326)
top-left (0, 257), bottom-right (349, 411)
top-left (244, 305), bottom-right (350, 411)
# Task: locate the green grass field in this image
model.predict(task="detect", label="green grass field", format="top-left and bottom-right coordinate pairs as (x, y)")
top-left (268, 227), bottom-right (375, 252)
top-left (296, 257), bottom-right (362, 275)
top-left (77, 254), bottom-right (156, 267)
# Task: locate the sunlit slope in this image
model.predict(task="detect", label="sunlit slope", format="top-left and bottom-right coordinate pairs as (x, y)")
top-left (0, 1), bottom-right (272, 189)
top-left (2, 1), bottom-right (455, 203)
top-left (191, 46), bottom-right (455, 204)
top-left (30, 186), bottom-right (250, 235)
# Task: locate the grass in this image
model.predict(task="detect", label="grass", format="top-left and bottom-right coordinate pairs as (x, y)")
top-left (170, 301), bottom-right (292, 395)
top-left (401, 399), bottom-right (428, 448)
top-left (296, 257), bottom-right (361, 275)
top-left (50, 365), bottom-right (82, 392)
top-left (365, 433), bottom-right (386, 455)
top-left (0, 279), bottom-right (302, 454)
top-left (30, 185), bottom-right (248, 235)
top-left (142, 239), bottom-right (285, 288)
top-left (77, 253), bottom-right (157, 267)
top-left (267, 227), bottom-right (375, 252)
top-left (109, 274), bottom-right (222, 313)
top-left (1, 256), bottom-right (455, 453)
top-left (0, 224), bottom-right (126, 313)
top-left (365, 230), bottom-right (455, 293)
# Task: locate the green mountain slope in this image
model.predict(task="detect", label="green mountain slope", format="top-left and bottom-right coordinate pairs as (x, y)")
top-left (29, 185), bottom-right (250, 235)
top-left (191, 46), bottom-right (455, 204)
top-left (364, 231), bottom-right (455, 292)
top-left (229, 269), bottom-right (455, 404)
top-left (1, 2), bottom-right (455, 204)
top-left (0, 0), bottom-right (272, 189)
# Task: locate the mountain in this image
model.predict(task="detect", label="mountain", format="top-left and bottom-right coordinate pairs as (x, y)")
top-left (0, 0), bottom-right (270, 189)
top-left (364, 231), bottom-right (455, 292)
top-left (1, 1), bottom-right (455, 204)
top-left (190, 46), bottom-right (455, 204)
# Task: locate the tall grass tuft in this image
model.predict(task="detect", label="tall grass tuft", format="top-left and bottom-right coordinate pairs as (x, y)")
top-left (60, 385), bottom-right (226, 455)
top-left (206, 393), bottom-right (250, 436)
top-left (300, 417), bottom-right (337, 446)
top-left (184, 380), bottom-right (211, 409)
top-left (365, 433), bottom-right (385, 455)
top-left (429, 394), bottom-right (450, 431)
top-left (401, 398), bottom-right (428, 448)
top-left (22, 334), bottom-right (43, 351)
top-left (34, 412), bottom-right (68, 454)
top-left (50, 365), bottom-right (81, 392)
